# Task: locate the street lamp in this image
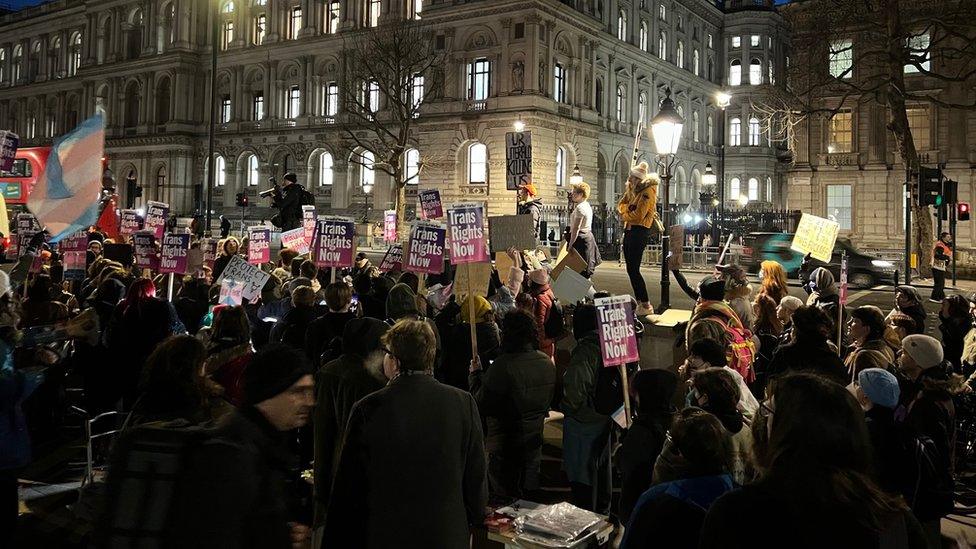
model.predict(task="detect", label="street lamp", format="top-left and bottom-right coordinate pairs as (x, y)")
top-left (204, 0), bottom-right (220, 236)
top-left (650, 88), bottom-right (684, 312)
top-left (513, 117), bottom-right (526, 133)
top-left (570, 164), bottom-right (583, 185)
top-left (738, 194), bottom-right (750, 208)
top-left (715, 91), bottom-right (731, 247)
top-left (362, 182), bottom-right (374, 224)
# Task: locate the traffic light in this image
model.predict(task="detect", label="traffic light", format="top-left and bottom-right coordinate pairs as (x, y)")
top-left (918, 167), bottom-right (943, 206)
top-left (959, 202), bottom-right (971, 222)
top-left (235, 192), bottom-right (249, 208)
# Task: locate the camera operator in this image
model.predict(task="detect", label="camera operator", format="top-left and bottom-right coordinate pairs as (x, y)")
top-left (266, 172), bottom-right (306, 231)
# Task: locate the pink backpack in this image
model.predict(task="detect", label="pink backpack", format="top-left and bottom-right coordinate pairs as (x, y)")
top-left (701, 315), bottom-right (757, 383)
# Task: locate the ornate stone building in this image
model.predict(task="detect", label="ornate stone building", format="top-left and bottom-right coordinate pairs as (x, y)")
top-left (0, 0), bottom-right (791, 231)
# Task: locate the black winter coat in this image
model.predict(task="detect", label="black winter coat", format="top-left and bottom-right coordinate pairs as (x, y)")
top-left (442, 321), bottom-right (501, 391)
top-left (272, 183), bottom-right (304, 231)
top-left (304, 311), bottom-right (356, 366)
top-left (767, 339), bottom-right (847, 386)
top-left (469, 349), bottom-right (555, 497)
top-left (617, 410), bottom-right (673, 524)
top-left (324, 372), bottom-right (487, 549)
top-left (269, 306), bottom-right (320, 349)
top-left (939, 313), bottom-right (969, 373)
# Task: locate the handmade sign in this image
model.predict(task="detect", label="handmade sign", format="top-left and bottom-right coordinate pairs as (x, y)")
top-left (494, 251), bottom-right (514, 276)
top-left (302, 205), bottom-right (316, 247)
top-left (144, 201), bottom-right (169, 240)
top-left (405, 221), bottom-right (446, 275)
top-left (247, 227), bottom-right (271, 264)
top-left (488, 214), bottom-right (536, 252)
top-left (0, 130), bottom-right (18, 172)
top-left (551, 246), bottom-right (587, 281)
top-left (419, 189), bottom-right (443, 220)
top-left (314, 216), bottom-right (356, 268)
top-left (216, 254), bottom-right (271, 302)
top-left (447, 202), bottom-right (488, 265)
top-left (160, 233), bottom-right (190, 274)
top-left (551, 268), bottom-right (592, 304)
top-left (202, 238), bottom-right (218, 268)
top-left (668, 225), bottom-right (685, 270)
top-left (280, 227), bottom-right (309, 255)
top-left (218, 279), bottom-right (245, 307)
top-left (120, 209), bottom-right (142, 236)
top-left (791, 213), bottom-right (839, 263)
top-left (595, 295), bottom-right (639, 367)
top-left (133, 232), bottom-right (158, 270)
top-left (505, 131), bottom-right (532, 191)
top-left (454, 262), bottom-right (492, 301)
top-left (384, 210), bottom-right (397, 242)
top-left (379, 243), bottom-right (403, 272)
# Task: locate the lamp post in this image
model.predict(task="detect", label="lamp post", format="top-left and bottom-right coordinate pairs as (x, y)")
top-left (650, 88), bottom-right (684, 312)
top-left (702, 162), bottom-right (718, 245)
top-left (716, 92), bottom-right (731, 244)
top-left (204, 0), bottom-right (219, 236)
top-left (362, 182), bottom-right (373, 224)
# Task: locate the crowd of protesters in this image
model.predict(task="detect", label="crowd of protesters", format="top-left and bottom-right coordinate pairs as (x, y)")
top-left (0, 219), bottom-right (973, 549)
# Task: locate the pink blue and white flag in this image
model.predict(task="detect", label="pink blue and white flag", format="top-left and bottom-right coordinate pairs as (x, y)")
top-left (27, 111), bottom-right (105, 243)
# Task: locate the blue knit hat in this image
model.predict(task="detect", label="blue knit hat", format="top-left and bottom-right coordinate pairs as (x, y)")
top-left (858, 368), bottom-right (900, 409)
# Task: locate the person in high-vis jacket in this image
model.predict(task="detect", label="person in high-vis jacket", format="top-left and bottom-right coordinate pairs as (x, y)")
top-left (930, 231), bottom-right (952, 303)
top-left (617, 162), bottom-right (662, 316)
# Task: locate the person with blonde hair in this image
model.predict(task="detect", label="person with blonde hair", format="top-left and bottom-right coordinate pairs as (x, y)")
top-left (617, 161), bottom-right (661, 315)
top-left (758, 260), bottom-right (789, 305)
top-left (567, 181), bottom-right (601, 278)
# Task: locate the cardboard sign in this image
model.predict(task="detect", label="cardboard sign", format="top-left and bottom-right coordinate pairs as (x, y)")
top-left (63, 251), bottom-right (86, 280)
top-left (454, 262), bottom-right (493, 301)
top-left (505, 131), bottom-right (532, 191)
top-left (419, 189), bottom-right (444, 220)
top-left (314, 216), bottom-right (356, 268)
top-left (668, 225), bottom-right (685, 270)
top-left (120, 209), bottom-right (142, 235)
top-left (160, 233), bottom-right (190, 274)
top-left (218, 279), bottom-right (245, 306)
top-left (595, 295), bottom-right (639, 367)
top-left (791, 213), bottom-right (839, 263)
top-left (839, 253), bottom-right (849, 305)
top-left (384, 210), bottom-right (397, 242)
top-left (302, 205), bottom-right (316, 247)
top-left (216, 254), bottom-right (271, 302)
top-left (187, 248), bottom-right (204, 277)
top-left (280, 227), bottom-right (309, 255)
top-left (144, 201), bottom-right (169, 240)
top-left (551, 268), bottom-right (592, 304)
top-left (202, 238), bottom-right (218, 268)
top-left (447, 203), bottom-right (489, 265)
top-left (0, 130), bottom-right (19, 172)
top-left (494, 251), bottom-right (514, 276)
top-left (551, 246), bottom-right (587, 281)
top-left (247, 227), bottom-right (271, 264)
top-left (379, 243), bottom-right (403, 272)
top-left (405, 221), bottom-right (446, 275)
top-left (133, 232), bottom-right (158, 270)
top-left (489, 214), bottom-right (537, 252)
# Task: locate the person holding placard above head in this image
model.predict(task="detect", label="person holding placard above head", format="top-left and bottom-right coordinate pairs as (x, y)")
top-left (617, 162), bottom-right (662, 316)
top-left (566, 182), bottom-right (601, 279)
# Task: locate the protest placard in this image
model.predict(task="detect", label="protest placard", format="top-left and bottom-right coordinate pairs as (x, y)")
top-left (405, 221), bottom-right (446, 275)
top-left (247, 227), bottom-right (271, 264)
top-left (454, 262), bottom-right (492, 301)
top-left (313, 216), bottom-right (356, 269)
top-left (216, 254), bottom-right (271, 302)
top-left (59, 231), bottom-right (88, 253)
top-left (60, 231), bottom-right (88, 280)
top-left (494, 251), bottom-right (514, 276)
top-left (384, 210), bottom-right (397, 242)
top-left (120, 209), bottom-right (142, 236)
top-left (202, 238), bottom-right (218, 268)
top-left (15, 213), bottom-right (39, 258)
top-left (280, 227), bottom-right (309, 255)
top-left (669, 225), bottom-right (685, 270)
top-left (160, 233), bottom-right (190, 274)
top-left (133, 232), bottom-right (158, 270)
top-left (0, 130), bottom-right (19, 172)
top-left (218, 279), bottom-right (245, 307)
top-left (447, 203), bottom-right (488, 265)
top-left (379, 243), bottom-right (403, 272)
top-left (790, 213), bottom-right (840, 263)
top-left (419, 189), bottom-right (444, 220)
top-left (595, 295), bottom-right (639, 367)
top-left (505, 131), bottom-right (532, 191)
top-left (551, 268), bottom-right (592, 304)
top-left (302, 205), bottom-right (316, 247)
top-left (144, 201), bottom-right (169, 240)
top-left (551, 246), bottom-right (587, 281)
top-left (488, 214), bottom-right (537, 252)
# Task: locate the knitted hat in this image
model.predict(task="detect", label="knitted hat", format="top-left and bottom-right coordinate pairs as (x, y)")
top-left (812, 267), bottom-right (837, 295)
top-left (243, 343), bottom-right (312, 406)
top-left (386, 282), bottom-right (419, 319)
top-left (460, 295), bottom-right (493, 324)
top-left (778, 295), bottom-right (803, 312)
top-left (342, 317), bottom-right (390, 357)
top-left (698, 275), bottom-right (726, 301)
top-left (901, 334), bottom-right (944, 369)
top-left (630, 161), bottom-right (651, 180)
top-left (528, 268), bottom-right (550, 286)
top-left (858, 368), bottom-right (901, 409)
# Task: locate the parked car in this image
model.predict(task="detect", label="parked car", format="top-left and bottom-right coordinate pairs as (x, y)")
top-left (740, 232), bottom-right (896, 288)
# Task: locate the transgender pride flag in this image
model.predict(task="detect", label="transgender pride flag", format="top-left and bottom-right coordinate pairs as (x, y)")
top-left (28, 110), bottom-right (105, 243)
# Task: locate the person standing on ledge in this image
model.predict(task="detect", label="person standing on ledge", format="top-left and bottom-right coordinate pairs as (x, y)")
top-left (517, 183), bottom-right (544, 242)
top-left (618, 162), bottom-right (662, 316)
top-left (930, 231), bottom-right (952, 303)
top-left (566, 182), bottom-right (601, 279)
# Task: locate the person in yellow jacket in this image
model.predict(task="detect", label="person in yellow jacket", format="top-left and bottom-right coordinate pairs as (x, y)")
top-left (617, 161), bottom-right (663, 316)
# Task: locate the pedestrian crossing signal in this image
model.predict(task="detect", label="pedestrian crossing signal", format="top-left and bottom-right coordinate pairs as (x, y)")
top-left (959, 203), bottom-right (971, 222)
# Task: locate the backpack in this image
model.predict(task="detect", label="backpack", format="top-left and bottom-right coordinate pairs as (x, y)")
top-left (544, 299), bottom-right (567, 340)
top-left (701, 315), bottom-right (757, 383)
top-left (299, 186), bottom-right (315, 206)
top-left (593, 361), bottom-right (639, 416)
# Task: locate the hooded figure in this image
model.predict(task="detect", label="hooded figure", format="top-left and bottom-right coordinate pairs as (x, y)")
top-left (313, 318), bottom-right (390, 527)
top-left (801, 266), bottom-right (846, 345)
top-left (888, 285), bottom-right (927, 336)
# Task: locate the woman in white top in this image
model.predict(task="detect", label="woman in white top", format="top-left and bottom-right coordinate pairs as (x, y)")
top-left (566, 182), bottom-right (601, 278)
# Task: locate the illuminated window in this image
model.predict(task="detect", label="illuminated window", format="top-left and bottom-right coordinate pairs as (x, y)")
top-left (468, 142), bottom-right (487, 184)
top-left (729, 59), bottom-right (741, 86)
top-left (405, 148), bottom-right (420, 185)
top-left (829, 39), bottom-right (853, 78)
top-left (319, 152), bottom-right (333, 186)
top-left (826, 184), bottom-right (852, 229)
top-left (827, 109), bottom-right (852, 153)
top-left (730, 117), bottom-right (741, 146)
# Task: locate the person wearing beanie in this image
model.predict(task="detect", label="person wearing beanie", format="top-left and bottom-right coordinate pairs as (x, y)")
top-left (567, 181), bottom-right (602, 279)
top-left (386, 282), bottom-right (421, 321)
top-left (845, 305), bottom-right (897, 379)
top-left (526, 266), bottom-right (557, 361)
top-left (324, 320), bottom-right (487, 549)
top-left (517, 183), bottom-right (544, 242)
top-left (313, 317), bottom-right (390, 527)
top-left (351, 251), bottom-right (372, 279)
top-left (776, 295), bottom-right (804, 343)
top-left (442, 295), bottom-right (500, 391)
top-left (618, 162), bottom-right (661, 315)
top-left (685, 275), bottom-right (749, 359)
top-left (162, 343), bottom-right (314, 548)
top-left (887, 285), bottom-right (927, 335)
top-left (799, 256), bottom-right (846, 345)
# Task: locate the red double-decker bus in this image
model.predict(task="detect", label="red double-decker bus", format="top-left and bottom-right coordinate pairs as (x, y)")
top-left (0, 147), bottom-right (50, 219)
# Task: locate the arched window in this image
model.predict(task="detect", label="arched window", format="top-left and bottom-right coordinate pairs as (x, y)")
top-left (0, 50), bottom-right (5, 84)
top-left (748, 178), bottom-right (759, 201)
top-left (156, 79), bottom-right (171, 123)
top-left (595, 79), bottom-right (603, 115)
top-left (124, 82), bottom-right (140, 127)
top-left (29, 41), bottom-right (41, 81)
top-left (318, 152), bottom-right (334, 186)
top-left (553, 63), bottom-right (566, 103)
top-left (404, 148), bottom-right (420, 185)
top-left (617, 11), bottom-right (627, 41)
top-left (768, 59), bottom-right (775, 85)
top-left (616, 85), bottom-right (625, 121)
top-left (729, 177), bottom-right (741, 201)
top-left (468, 142), bottom-right (487, 184)
top-left (707, 57), bottom-right (714, 81)
top-left (11, 45), bottom-right (21, 83)
top-left (692, 111), bottom-right (700, 142)
top-left (730, 117), bottom-right (741, 146)
top-left (748, 117), bottom-right (761, 145)
top-left (359, 150), bottom-right (375, 188)
top-left (729, 59), bottom-right (741, 86)
top-left (638, 92), bottom-right (647, 123)
top-left (676, 41), bottom-right (684, 68)
top-left (243, 154), bottom-right (259, 186)
top-left (749, 58), bottom-right (762, 85)
top-left (639, 22), bottom-right (648, 51)
top-left (126, 10), bottom-right (143, 60)
top-left (49, 36), bottom-right (62, 77)
top-left (555, 146), bottom-right (567, 187)
top-left (214, 156), bottom-right (226, 186)
top-left (253, 13), bottom-right (267, 45)
top-left (222, 1), bottom-right (235, 13)
top-left (706, 116), bottom-right (713, 145)
top-left (156, 166), bottom-right (166, 188)
top-left (658, 31), bottom-right (667, 60)
top-left (692, 49), bottom-right (700, 76)
top-left (368, 0), bottom-right (381, 28)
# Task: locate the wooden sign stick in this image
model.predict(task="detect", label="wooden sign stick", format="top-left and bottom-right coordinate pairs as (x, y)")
top-left (468, 267), bottom-right (479, 361)
top-left (619, 364), bottom-right (632, 429)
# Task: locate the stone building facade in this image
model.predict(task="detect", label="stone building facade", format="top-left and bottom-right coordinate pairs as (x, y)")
top-left (0, 0), bottom-right (791, 235)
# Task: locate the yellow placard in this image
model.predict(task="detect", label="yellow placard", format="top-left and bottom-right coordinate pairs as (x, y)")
top-left (790, 213), bottom-right (840, 262)
top-left (910, 253), bottom-right (917, 269)
top-left (494, 251), bottom-right (514, 275)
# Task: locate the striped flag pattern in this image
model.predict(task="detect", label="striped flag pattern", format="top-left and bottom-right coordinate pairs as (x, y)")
top-left (27, 110), bottom-right (106, 243)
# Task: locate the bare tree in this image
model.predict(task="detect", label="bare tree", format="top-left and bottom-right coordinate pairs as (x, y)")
top-left (754, 0), bottom-right (976, 276)
top-left (340, 19), bottom-right (446, 239)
